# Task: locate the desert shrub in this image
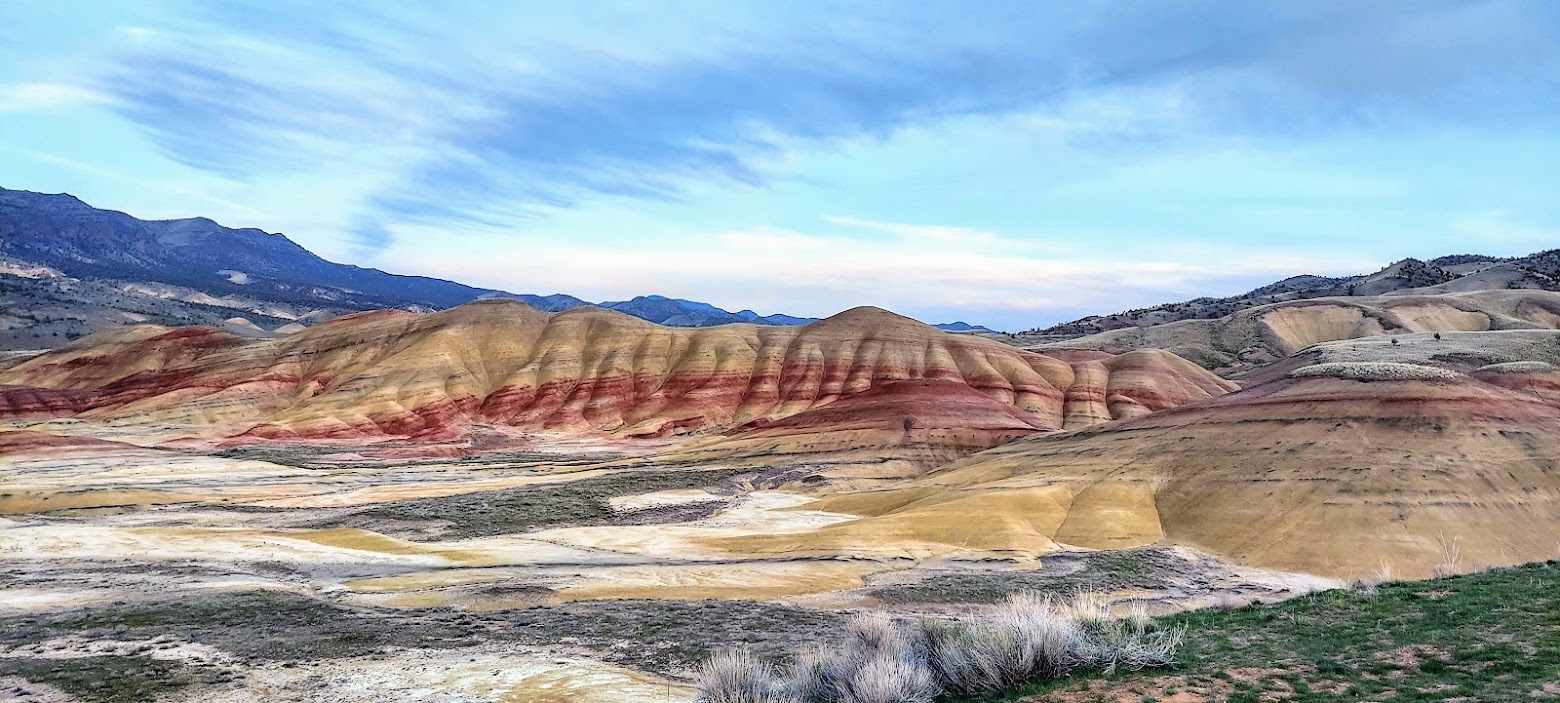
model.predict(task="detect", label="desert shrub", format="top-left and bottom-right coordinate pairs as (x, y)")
top-left (845, 656), bottom-right (940, 703)
top-left (1077, 606), bottom-right (1184, 674)
top-left (695, 649), bottom-right (793, 703)
top-left (696, 593), bottom-right (1183, 703)
top-left (1290, 361), bottom-right (1459, 382)
top-left (911, 593), bottom-right (1085, 695)
top-left (783, 645), bottom-right (843, 703)
top-left (780, 613), bottom-right (939, 703)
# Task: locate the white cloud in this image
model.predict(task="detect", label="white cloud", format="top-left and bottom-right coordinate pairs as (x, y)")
top-left (377, 221), bottom-right (1380, 329)
top-left (822, 215), bottom-right (998, 244)
top-left (0, 82), bottom-right (106, 112)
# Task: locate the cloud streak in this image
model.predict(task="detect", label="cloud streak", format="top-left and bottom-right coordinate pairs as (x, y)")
top-left (4, 1), bottom-right (1559, 328)
top-left (86, 0), bottom-right (1560, 245)
top-left (378, 220), bottom-right (1383, 329)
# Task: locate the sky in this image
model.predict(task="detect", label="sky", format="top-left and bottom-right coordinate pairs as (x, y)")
top-left (2, 1), bottom-right (1558, 330)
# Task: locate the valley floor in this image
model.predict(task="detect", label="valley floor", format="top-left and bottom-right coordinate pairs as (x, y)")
top-left (0, 431), bottom-right (1331, 702)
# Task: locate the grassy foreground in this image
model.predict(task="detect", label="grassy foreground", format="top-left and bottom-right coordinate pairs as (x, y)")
top-left (955, 560), bottom-right (1560, 702)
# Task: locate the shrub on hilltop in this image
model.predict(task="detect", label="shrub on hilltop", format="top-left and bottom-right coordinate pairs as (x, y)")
top-left (1290, 362), bottom-right (1460, 382)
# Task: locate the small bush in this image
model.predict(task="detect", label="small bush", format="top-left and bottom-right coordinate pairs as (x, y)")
top-left (846, 656), bottom-right (940, 703)
top-left (1290, 361), bottom-right (1459, 382)
top-left (695, 649), bottom-right (793, 703)
top-left (1080, 613), bottom-right (1184, 674)
top-left (780, 613), bottom-right (939, 703)
top-left (695, 593), bottom-right (1183, 703)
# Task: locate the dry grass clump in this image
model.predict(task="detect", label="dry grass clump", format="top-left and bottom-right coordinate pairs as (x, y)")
top-left (1474, 360), bottom-right (1557, 374)
top-left (695, 650), bottom-right (790, 703)
top-left (1290, 361), bottom-right (1459, 382)
top-left (694, 593), bottom-right (1183, 703)
top-left (1432, 533), bottom-right (1465, 578)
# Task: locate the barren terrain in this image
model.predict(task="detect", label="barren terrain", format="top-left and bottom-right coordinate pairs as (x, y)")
top-left (4, 304), bottom-right (1559, 701)
top-left (0, 420), bottom-right (1339, 702)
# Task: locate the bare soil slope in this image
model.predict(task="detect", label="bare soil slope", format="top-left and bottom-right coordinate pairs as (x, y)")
top-left (0, 300), bottom-right (1233, 443)
top-left (755, 361), bottom-right (1560, 579)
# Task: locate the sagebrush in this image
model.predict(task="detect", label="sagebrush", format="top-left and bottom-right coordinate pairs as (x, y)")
top-left (694, 592), bottom-right (1184, 703)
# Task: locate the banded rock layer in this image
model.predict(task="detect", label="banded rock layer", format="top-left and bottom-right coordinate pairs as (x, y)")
top-left (750, 364), bottom-right (1560, 579)
top-left (0, 301), bottom-right (1234, 442)
top-left (648, 379), bottom-right (1058, 489)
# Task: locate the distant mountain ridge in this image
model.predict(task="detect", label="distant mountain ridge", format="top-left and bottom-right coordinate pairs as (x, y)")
top-left (1022, 251), bottom-right (1560, 341)
top-left (0, 187), bottom-right (993, 348)
top-left (595, 295), bottom-right (815, 327)
top-left (592, 296), bottom-right (996, 331)
top-left (0, 186), bottom-right (577, 311)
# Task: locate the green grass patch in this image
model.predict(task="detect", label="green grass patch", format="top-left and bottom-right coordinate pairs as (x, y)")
top-left (330, 467), bottom-right (750, 537)
top-left (871, 548), bottom-right (1171, 605)
top-left (0, 656), bottom-right (231, 703)
top-left (949, 561), bottom-right (1560, 702)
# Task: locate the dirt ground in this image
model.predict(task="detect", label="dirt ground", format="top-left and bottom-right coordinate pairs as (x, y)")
top-left (0, 432), bottom-right (1336, 702)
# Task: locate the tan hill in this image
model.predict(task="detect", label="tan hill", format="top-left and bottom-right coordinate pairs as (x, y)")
top-left (1017, 250), bottom-right (1560, 347)
top-left (1022, 289), bottom-right (1560, 372)
top-left (0, 300), bottom-right (1233, 443)
top-left (733, 353), bottom-right (1560, 579)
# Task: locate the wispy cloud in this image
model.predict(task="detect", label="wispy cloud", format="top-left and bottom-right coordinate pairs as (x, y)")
top-left (0, 82), bottom-right (105, 112)
top-left (20, 150), bottom-right (262, 216)
top-left (3, 1), bottom-right (1558, 328)
top-left (822, 215), bottom-right (998, 245)
top-left (81, 1), bottom-right (1560, 247)
top-left (379, 222), bottom-right (1381, 328)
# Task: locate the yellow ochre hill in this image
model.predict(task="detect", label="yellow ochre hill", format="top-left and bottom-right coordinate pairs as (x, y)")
top-left (0, 300), bottom-right (1233, 444)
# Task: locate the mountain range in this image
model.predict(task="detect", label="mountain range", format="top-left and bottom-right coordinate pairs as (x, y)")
top-left (0, 187), bottom-right (988, 349)
top-left (1024, 252), bottom-right (1560, 342)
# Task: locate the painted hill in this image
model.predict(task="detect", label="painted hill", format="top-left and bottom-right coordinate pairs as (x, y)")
top-left (641, 379), bottom-right (1056, 489)
top-left (739, 348), bottom-right (1560, 580)
top-left (0, 301), bottom-right (1232, 443)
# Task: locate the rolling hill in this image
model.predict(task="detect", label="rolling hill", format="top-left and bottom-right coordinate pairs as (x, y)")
top-left (1014, 288), bottom-right (1560, 373)
top-left (1021, 252), bottom-right (1560, 345)
top-left (0, 301), bottom-right (1231, 444)
top-left (732, 331), bottom-right (1560, 579)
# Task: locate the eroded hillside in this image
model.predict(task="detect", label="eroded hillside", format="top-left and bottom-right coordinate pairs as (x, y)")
top-left (0, 300), bottom-right (1233, 443)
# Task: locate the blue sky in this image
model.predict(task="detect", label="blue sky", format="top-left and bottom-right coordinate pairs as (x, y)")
top-left (2, 1), bottom-right (1558, 330)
